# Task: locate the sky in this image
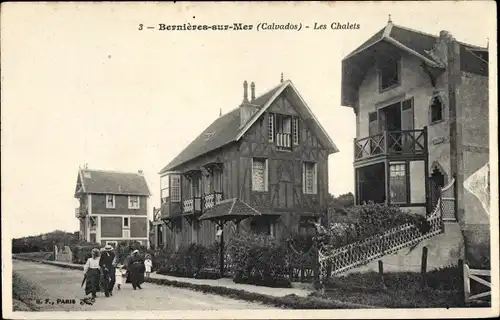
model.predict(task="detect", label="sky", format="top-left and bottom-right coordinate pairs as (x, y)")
top-left (1, 1), bottom-right (495, 238)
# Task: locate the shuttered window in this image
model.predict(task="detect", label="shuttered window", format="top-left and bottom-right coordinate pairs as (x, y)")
top-left (303, 162), bottom-right (317, 194)
top-left (160, 175), bottom-right (169, 203)
top-left (252, 158), bottom-right (268, 192)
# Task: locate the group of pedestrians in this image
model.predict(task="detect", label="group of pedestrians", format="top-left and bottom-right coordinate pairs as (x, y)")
top-left (82, 244), bottom-right (153, 299)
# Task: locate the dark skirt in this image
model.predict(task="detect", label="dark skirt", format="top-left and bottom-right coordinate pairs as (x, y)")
top-left (85, 268), bottom-right (101, 295)
top-left (127, 263), bottom-right (145, 285)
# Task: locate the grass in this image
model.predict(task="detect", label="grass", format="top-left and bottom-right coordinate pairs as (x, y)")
top-left (12, 272), bottom-right (45, 311)
top-left (320, 269), bottom-right (466, 308)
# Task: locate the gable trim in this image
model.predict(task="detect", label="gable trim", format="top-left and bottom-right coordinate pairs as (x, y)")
top-left (234, 80), bottom-right (339, 153)
top-left (234, 81), bottom-right (289, 141)
top-left (383, 36), bottom-right (442, 68)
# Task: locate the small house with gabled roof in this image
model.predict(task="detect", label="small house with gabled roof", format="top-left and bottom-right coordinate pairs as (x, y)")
top-left (74, 167), bottom-right (151, 247)
top-left (152, 77), bottom-right (338, 250)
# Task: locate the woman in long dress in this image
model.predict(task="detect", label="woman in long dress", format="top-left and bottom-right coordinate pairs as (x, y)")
top-left (126, 249), bottom-right (145, 290)
top-left (83, 248), bottom-right (101, 298)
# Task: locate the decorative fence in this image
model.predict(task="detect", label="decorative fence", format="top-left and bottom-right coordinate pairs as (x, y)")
top-left (318, 178), bottom-right (455, 281)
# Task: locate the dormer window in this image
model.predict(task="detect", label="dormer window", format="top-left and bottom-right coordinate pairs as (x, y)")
top-left (268, 113), bottom-right (299, 150)
top-left (430, 95), bottom-right (444, 123)
top-left (379, 57), bottom-right (400, 91)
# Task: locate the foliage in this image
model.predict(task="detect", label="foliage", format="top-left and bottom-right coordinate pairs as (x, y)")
top-left (114, 240), bottom-right (149, 265)
top-left (321, 268), bottom-right (464, 308)
top-left (70, 241), bottom-right (102, 264)
top-left (318, 202), bottom-right (431, 249)
top-left (12, 230), bottom-right (80, 253)
top-left (227, 233), bottom-right (291, 287)
top-left (12, 272), bottom-right (43, 311)
top-left (155, 243), bottom-right (220, 278)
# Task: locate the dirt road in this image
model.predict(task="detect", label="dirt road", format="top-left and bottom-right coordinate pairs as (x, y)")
top-left (12, 260), bottom-right (276, 311)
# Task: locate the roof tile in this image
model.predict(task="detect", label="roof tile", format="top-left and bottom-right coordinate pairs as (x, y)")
top-left (79, 169), bottom-right (151, 196)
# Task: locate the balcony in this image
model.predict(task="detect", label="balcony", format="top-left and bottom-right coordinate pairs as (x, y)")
top-left (75, 207), bottom-right (87, 218)
top-left (204, 192), bottom-right (223, 210)
top-left (276, 133), bottom-right (291, 150)
top-left (183, 197), bottom-right (202, 214)
top-left (354, 129), bottom-right (427, 165)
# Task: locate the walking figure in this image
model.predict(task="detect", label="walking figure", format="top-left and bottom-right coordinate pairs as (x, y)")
top-left (83, 248), bottom-right (101, 299)
top-left (126, 249), bottom-right (145, 290)
top-left (144, 255), bottom-right (153, 279)
top-left (99, 244), bottom-right (116, 297)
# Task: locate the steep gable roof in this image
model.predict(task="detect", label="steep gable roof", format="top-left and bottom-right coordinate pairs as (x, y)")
top-left (159, 80), bottom-right (338, 174)
top-left (76, 169), bottom-right (151, 196)
top-left (341, 22), bottom-right (488, 107)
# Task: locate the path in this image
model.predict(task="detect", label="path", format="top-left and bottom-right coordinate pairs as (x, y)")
top-left (13, 260), bottom-right (277, 311)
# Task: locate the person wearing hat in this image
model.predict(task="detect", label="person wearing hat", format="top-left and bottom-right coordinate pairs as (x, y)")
top-left (126, 249), bottom-right (145, 290)
top-left (83, 248), bottom-right (101, 299)
top-left (99, 244), bottom-right (116, 297)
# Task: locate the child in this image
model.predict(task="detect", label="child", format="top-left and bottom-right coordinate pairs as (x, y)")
top-left (144, 255), bottom-right (153, 279)
top-left (115, 265), bottom-right (126, 290)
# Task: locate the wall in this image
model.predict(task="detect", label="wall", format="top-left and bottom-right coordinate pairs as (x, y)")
top-left (92, 194), bottom-right (148, 216)
top-left (238, 93), bottom-right (329, 239)
top-left (456, 71), bottom-right (490, 267)
top-left (357, 53), bottom-right (452, 180)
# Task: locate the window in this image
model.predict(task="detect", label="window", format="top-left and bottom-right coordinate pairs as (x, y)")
top-left (106, 195), bottom-right (115, 209)
top-left (389, 163), bottom-right (408, 203)
top-left (252, 158), bottom-right (268, 192)
top-left (292, 117), bottom-right (300, 145)
top-left (123, 217), bottom-right (130, 228)
top-left (157, 225), bottom-right (163, 247)
top-left (170, 175), bottom-right (181, 202)
top-left (303, 162), bottom-right (317, 194)
top-left (268, 114), bottom-right (274, 142)
top-left (213, 169), bottom-right (222, 192)
top-left (379, 58), bottom-right (400, 91)
top-left (430, 96), bottom-right (443, 123)
top-left (128, 196), bottom-right (140, 209)
top-left (160, 175), bottom-right (169, 204)
top-left (275, 114), bottom-right (292, 149)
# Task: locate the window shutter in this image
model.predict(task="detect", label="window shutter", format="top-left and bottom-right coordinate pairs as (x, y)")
top-left (313, 163), bottom-right (318, 194)
top-left (401, 98), bottom-right (414, 130)
top-left (302, 163), bottom-right (306, 193)
top-left (264, 159), bottom-right (268, 191)
top-left (368, 111), bottom-right (379, 136)
top-left (268, 114), bottom-right (274, 142)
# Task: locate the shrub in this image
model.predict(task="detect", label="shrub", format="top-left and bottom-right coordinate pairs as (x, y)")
top-left (70, 241), bottom-right (101, 264)
top-left (227, 233), bottom-right (291, 287)
top-left (319, 202), bottom-right (431, 249)
top-left (154, 243), bottom-right (219, 278)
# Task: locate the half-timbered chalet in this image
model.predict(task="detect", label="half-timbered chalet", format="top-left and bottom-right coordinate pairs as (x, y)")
top-left (152, 77), bottom-right (338, 250)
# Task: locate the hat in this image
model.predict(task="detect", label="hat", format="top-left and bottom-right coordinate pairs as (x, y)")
top-left (132, 249), bottom-right (139, 254)
top-left (99, 247), bottom-right (105, 252)
top-left (91, 248), bottom-right (100, 255)
top-left (104, 244), bottom-right (113, 251)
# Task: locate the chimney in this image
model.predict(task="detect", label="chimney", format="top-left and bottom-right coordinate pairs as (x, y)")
top-left (239, 80), bottom-right (258, 127)
top-left (250, 81), bottom-right (255, 102)
top-left (243, 80), bottom-right (249, 103)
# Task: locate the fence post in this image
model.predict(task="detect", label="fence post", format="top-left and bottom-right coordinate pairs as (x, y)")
top-left (378, 260), bottom-right (386, 289)
top-left (458, 259), bottom-right (469, 306)
top-left (420, 246), bottom-right (428, 289)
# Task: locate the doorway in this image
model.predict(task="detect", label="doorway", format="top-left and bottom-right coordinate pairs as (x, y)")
top-left (379, 102), bottom-right (402, 152)
top-left (429, 168), bottom-right (445, 209)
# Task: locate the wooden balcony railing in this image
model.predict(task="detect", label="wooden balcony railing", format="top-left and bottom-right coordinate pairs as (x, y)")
top-left (354, 129), bottom-right (427, 162)
top-left (204, 192), bottom-right (223, 210)
top-left (183, 197), bottom-right (202, 213)
top-left (276, 133), bottom-right (292, 149)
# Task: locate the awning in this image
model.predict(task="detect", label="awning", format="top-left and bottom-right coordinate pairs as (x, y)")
top-left (199, 198), bottom-right (261, 223)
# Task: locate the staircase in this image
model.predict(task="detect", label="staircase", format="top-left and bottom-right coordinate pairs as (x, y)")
top-left (319, 179), bottom-right (457, 280)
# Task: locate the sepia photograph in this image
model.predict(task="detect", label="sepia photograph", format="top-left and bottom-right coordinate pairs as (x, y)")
top-left (1, 1), bottom-right (498, 319)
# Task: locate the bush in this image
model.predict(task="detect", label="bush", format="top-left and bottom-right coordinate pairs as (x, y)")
top-left (227, 233), bottom-right (291, 288)
top-left (319, 202), bottom-right (431, 249)
top-left (154, 243), bottom-right (219, 278)
top-left (70, 241), bottom-right (101, 264)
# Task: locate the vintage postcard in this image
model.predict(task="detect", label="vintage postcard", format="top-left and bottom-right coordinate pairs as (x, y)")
top-left (1, 1), bottom-right (498, 319)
